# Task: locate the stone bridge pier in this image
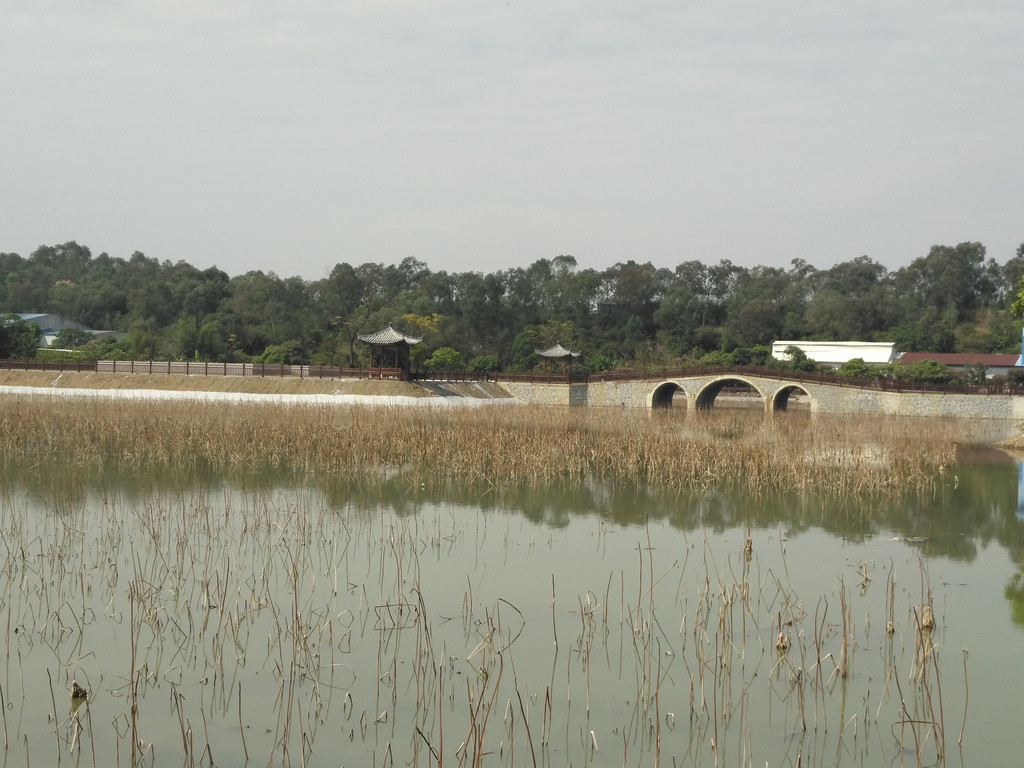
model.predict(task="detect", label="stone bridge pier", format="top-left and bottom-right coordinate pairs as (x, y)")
top-left (648, 375), bottom-right (801, 411)
top-left (500, 374), bottom-right (1024, 420)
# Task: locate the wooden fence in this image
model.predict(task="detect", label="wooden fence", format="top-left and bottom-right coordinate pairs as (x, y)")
top-left (0, 359), bottom-right (404, 380)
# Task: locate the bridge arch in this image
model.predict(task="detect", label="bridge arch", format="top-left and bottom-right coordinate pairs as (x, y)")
top-left (650, 381), bottom-right (686, 408)
top-left (771, 383), bottom-right (814, 412)
top-left (694, 376), bottom-right (769, 410)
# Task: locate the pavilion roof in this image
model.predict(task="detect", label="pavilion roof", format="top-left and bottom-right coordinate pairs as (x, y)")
top-left (535, 342), bottom-right (579, 359)
top-left (357, 325), bottom-right (422, 345)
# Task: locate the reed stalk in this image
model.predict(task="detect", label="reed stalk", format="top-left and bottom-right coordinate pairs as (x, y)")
top-left (0, 389), bottom-right (986, 767)
top-left (0, 399), bottom-right (969, 496)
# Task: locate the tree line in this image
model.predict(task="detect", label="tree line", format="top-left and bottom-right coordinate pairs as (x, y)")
top-left (2, 240), bottom-right (1023, 373)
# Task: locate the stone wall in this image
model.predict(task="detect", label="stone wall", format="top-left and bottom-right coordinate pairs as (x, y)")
top-left (498, 381), bottom-right (572, 406)
top-left (803, 383), bottom-right (1024, 420)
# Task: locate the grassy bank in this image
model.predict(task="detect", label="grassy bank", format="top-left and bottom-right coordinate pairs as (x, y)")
top-left (0, 393), bottom-right (966, 495)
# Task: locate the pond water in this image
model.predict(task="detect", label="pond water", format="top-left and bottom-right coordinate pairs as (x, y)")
top-left (2, 445), bottom-right (1024, 767)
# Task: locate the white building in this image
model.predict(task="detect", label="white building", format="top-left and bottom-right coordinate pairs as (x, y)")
top-left (772, 341), bottom-right (898, 368)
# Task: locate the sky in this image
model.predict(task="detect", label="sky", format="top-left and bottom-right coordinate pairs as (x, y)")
top-left (2, 1), bottom-right (1022, 281)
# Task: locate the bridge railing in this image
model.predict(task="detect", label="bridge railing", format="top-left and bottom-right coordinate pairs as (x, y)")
top-left (408, 370), bottom-right (584, 384)
top-left (588, 364), bottom-right (1024, 395)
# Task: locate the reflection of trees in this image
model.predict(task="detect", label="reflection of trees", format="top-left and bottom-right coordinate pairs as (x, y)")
top-left (13, 449), bottom-right (1024, 631)
top-left (3, 458), bottom-right (292, 510)
top-left (8, 452), bottom-right (1024, 566)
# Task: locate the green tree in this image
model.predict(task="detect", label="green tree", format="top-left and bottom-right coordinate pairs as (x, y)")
top-left (654, 265), bottom-right (710, 353)
top-left (728, 345), bottom-right (773, 367)
top-left (125, 319), bottom-right (163, 361)
top-left (425, 346), bottom-right (462, 373)
top-left (223, 271), bottom-right (309, 357)
top-left (726, 298), bottom-right (782, 347)
top-left (81, 335), bottom-right (133, 361)
top-left (835, 357), bottom-right (874, 378)
top-left (961, 363), bottom-right (987, 385)
top-left (804, 256), bottom-right (893, 340)
top-left (1009, 247), bottom-right (1024, 319)
top-left (318, 263), bottom-right (385, 366)
top-left (894, 242), bottom-right (994, 324)
top-left (51, 327), bottom-right (93, 349)
top-left (780, 345), bottom-right (816, 372)
top-left (1, 256), bottom-right (51, 311)
top-left (0, 314), bottom-right (40, 358)
top-left (254, 341), bottom-right (301, 365)
top-left (468, 355), bottom-right (500, 372)
top-left (595, 261), bottom-right (668, 349)
top-left (29, 241), bottom-right (93, 280)
top-left (724, 262), bottom-right (811, 347)
top-left (509, 326), bottom-right (544, 371)
top-left (895, 359), bottom-right (953, 384)
top-left (1000, 242), bottom-right (1024, 307)
top-left (182, 267), bottom-right (230, 321)
top-left (444, 271), bottom-right (504, 355)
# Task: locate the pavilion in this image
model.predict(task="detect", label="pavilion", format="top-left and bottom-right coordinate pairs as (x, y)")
top-left (535, 341), bottom-right (579, 380)
top-left (358, 325), bottom-right (422, 379)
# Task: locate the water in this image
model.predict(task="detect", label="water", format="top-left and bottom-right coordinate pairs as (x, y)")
top-left (2, 448), bottom-right (1023, 767)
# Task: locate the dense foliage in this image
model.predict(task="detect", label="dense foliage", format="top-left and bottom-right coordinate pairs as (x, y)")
top-left (2, 240), bottom-right (1023, 373)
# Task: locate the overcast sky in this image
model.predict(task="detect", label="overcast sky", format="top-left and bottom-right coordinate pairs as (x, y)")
top-left (2, 1), bottom-right (1022, 280)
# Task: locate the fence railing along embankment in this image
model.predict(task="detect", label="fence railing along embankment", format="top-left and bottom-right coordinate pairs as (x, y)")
top-left (0, 359), bottom-right (404, 380)
top-left (0, 359), bottom-right (587, 386)
top-left (3, 359), bottom-right (1024, 396)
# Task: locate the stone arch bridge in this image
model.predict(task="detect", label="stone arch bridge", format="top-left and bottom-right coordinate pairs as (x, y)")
top-left (500, 371), bottom-right (1024, 420)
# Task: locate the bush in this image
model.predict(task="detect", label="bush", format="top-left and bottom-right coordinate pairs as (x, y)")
top-left (895, 360), bottom-right (953, 384)
top-left (697, 350), bottom-right (731, 366)
top-left (0, 314), bottom-right (39, 359)
top-left (835, 357), bottom-right (874, 379)
top-left (729, 345), bottom-right (775, 367)
top-left (425, 346), bottom-right (463, 372)
top-left (254, 341), bottom-right (300, 365)
top-left (86, 336), bottom-right (135, 361)
top-left (582, 353), bottom-right (618, 373)
top-left (780, 345), bottom-right (816, 372)
top-left (468, 355), bottom-right (500, 373)
top-left (51, 327), bottom-right (94, 349)
top-left (960, 363), bottom-right (987, 386)
top-left (36, 348), bottom-right (89, 363)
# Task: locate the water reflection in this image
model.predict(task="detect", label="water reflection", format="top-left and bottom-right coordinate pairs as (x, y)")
top-left (7, 448), bottom-right (1024, 566)
top-left (4, 449), bottom-right (1024, 765)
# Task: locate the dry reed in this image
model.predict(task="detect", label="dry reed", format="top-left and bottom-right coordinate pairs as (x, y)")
top-left (0, 463), bottom-right (977, 767)
top-left (0, 398), bottom-right (967, 496)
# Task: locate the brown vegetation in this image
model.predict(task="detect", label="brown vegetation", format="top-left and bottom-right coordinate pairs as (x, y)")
top-left (0, 392), bottom-right (966, 494)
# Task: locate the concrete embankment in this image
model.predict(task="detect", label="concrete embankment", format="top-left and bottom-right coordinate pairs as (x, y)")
top-left (0, 370), bottom-right (513, 404)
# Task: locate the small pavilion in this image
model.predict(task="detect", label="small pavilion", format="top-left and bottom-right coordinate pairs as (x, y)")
top-left (358, 325), bottom-right (422, 379)
top-left (535, 341), bottom-right (579, 380)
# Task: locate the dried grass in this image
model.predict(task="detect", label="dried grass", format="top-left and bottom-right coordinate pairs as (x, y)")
top-left (0, 396), bottom-right (964, 495)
